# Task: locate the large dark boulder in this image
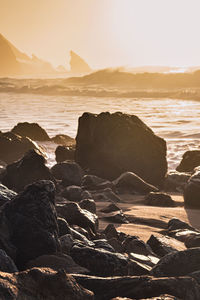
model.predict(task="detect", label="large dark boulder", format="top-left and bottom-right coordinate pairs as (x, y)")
top-left (1, 149), bottom-right (54, 192)
top-left (0, 131), bottom-right (45, 164)
top-left (75, 112), bottom-right (167, 186)
top-left (184, 170), bottom-right (200, 208)
top-left (11, 122), bottom-right (50, 141)
top-left (176, 150), bottom-right (200, 172)
top-left (0, 268), bottom-right (94, 300)
top-left (145, 192), bottom-right (175, 207)
top-left (0, 180), bottom-right (60, 269)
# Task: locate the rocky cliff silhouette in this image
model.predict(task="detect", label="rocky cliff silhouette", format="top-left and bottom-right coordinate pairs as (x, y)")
top-left (0, 34), bottom-right (56, 76)
top-left (70, 50), bottom-right (91, 74)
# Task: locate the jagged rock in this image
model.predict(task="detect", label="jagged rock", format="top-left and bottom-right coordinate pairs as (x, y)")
top-left (52, 134), bottom-right (75, 146)
top-left (93, 239), bottom-right (116, 253)
top-left (184, 170), bottom-right (200, 208)
top-left (0, 131), bottom-right (45, 164)
top-left (164, 171), bottom-right (190, 192)
top-left (82, 175), bottom-right (113, 190)
top-left (0, 249), bottom-right (18, 273)
top-left (51, 161), bottom-right (83, 186)
top-left (11, 122), bottom-right (50, 141)
top-left (26, 253), bottom-right (89, 274)
top-left (56, 202), bottom-right (98, 233)
top-left (103, 224), bottom-right (119, 240)
top-left (145, 192), bottom-right (175, 207)
top-left (151, 248), bottom-right (200, 277)
top-left (79, 199), bottom-right (96, 214)
top-left (75, 112), bottom-right (167, 186)
top-left (168, 218), bottom-right (196, 232)
top-left (108, 238), bottom-right (124, 253)
top-left (1, 149), bottom-right (54, 192)
top-left (123, 236), bottom-right (155, 256)
top-left (70, 245), bottom-right (149, 277)
top-left (62, 185), bottom-right (83, 201)
top-left (0, 184), bottom-right (17, 205)
top-left (70, 229), bottom-right (94, 247)
top-left (73, 274), bottom-right (200, 300)
top-left (176, 150), bottom-right (200, 172)
top-left (55, 145), bottom-right (75, 162)
top-left (147, 235), bottom-right (185, 257)
top-left (0, 267), bottom-right (94, 300)
top-left (113, 172), bottom-right (158, 194)
top-left (70, 50), bottom-right (91, 73)
top-left (57, 217), bottom-right (71, 237)
top-left (0, 180), bottom-right (60, 269)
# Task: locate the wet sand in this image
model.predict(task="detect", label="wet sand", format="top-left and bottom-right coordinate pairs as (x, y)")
top-left (97, 193), bottom-right (200, 242)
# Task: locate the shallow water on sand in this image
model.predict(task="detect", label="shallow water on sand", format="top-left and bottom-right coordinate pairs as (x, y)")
top-left (0, 92), bottom-right (200, 170)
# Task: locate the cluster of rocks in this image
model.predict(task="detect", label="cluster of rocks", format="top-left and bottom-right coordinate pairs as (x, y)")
top-left (0, 113), bottom-right (200, 299)
top-left (0, 177), bottom-right (199, 299)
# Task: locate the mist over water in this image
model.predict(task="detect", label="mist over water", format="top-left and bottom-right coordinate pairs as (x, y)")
top-left (1, 92), bottom-right (200, 170)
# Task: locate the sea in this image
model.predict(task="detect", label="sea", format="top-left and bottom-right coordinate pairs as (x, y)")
top-left (1, 86), bottom-right (200, 170)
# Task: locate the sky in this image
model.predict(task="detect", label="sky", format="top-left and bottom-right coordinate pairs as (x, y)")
top-left (1, 0), bottom-right (200, 69)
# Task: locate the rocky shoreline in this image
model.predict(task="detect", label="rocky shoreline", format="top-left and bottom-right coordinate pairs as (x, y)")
top-left (0, 113), bottom-right (200, 299)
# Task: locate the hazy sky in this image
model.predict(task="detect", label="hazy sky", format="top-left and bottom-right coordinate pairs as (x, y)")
top-left (1, 0), bottom-right (200, 69)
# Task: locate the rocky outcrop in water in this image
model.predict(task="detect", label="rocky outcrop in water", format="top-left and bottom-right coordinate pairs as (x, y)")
top-left (176, 150), bottom-right (200, 172)
top-left (11, 122), bottom-right (50, 141)
top-left (0, 131), bottom-right (45, 164)
top-left (75, 112), bottom-right (167, 186)
top-left (70, 50), bottom-right (91, 74)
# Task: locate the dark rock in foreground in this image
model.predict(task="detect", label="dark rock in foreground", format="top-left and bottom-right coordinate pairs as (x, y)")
top-left (73, 274), bottom-right (200, 300)
top-left (0, 180), bottom-right (60, 269)
top-left (11, 122), bottom-right (50, 141)
top-left (75, 112), bottom-right (167, 186)
top-left (184, 170), bottom-right (200, 208)
top-left (151, 248), bottom-right (200, 277)
top-left (0, 131), bottom-right (45, 164)
top-left (0, 268), bottom-right (94, 300)
top-left (1, 149), bottom-right (54, 192)
top-left (176, 150), bottom-right (200, 172)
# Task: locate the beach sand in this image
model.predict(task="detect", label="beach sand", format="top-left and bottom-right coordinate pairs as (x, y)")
top-left (97, 193), bottom-right (200, 242)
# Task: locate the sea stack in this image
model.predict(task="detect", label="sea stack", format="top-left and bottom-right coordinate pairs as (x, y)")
top-left (75, 112), bottom-right (167, 186)
top-left (70, 50), bottom-right (91, 74)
